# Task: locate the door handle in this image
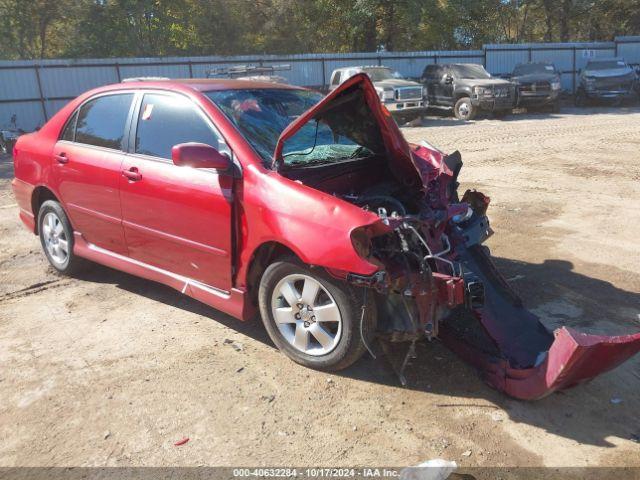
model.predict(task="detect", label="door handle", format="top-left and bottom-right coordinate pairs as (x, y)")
top-left (122, 167), bottom-right (142, 181)
top-left (54, 153), bottom-right (68, 164)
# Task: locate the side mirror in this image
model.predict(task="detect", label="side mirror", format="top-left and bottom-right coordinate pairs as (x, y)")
top-left (171, 142), bottom-right (230, 170)
top-left (443, 74), bottom-right (453, 84)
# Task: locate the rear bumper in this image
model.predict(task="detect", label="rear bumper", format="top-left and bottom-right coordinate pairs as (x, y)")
top-left (11, 177), bottom-right (36, 233)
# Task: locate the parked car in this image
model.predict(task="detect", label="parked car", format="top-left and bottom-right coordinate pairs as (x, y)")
top-left (575, 57), bottom-right (638, 106)
top-left (11, 74), bottom-right (640, 399)
top-left (509, 62), bottom-right (562, 112)
top-left (206, 64), bottom-right (291, 84)
top-left (1, 114), bottom-right (24, 155)
top-left (329, 66), bottom-right (427, 123)
top-left (421, 63), bottom-right (515, 120)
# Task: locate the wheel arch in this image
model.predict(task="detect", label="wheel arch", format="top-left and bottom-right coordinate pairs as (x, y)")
top-left (454, 89), bottom-right (472, 101)
top-left (245, 241), bottom-right (302, 306)
top-left (31, 186), bottom-right (61, 234)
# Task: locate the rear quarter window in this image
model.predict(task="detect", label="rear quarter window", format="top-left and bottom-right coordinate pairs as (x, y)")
top-left (75, 94), bottom-right (134, 150)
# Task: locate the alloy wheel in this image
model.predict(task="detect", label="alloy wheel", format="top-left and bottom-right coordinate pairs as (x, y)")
top-left (271, 274), bottom-right (342, 356)
top-left (42, 211), bottom-right (69, 266)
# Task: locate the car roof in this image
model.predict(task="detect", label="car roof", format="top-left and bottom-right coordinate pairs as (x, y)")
top-left (113, 78), bottom-right (302, 92)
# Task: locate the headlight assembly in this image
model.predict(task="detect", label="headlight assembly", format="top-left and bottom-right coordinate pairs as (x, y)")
top-left (474, 86), bottom-right (493, 97)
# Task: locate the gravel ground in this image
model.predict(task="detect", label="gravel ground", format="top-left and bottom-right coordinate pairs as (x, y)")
top-left (1, 106), bottom-right (639, 469)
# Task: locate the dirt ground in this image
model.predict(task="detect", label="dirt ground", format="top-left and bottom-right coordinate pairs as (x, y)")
top-left (1, 106), bottom-right (639, 469)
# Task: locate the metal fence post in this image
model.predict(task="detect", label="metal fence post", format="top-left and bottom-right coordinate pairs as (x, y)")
top-left (572, 46), bottom-right (576, 94)
top-left (33, 65), bottom-right (48, 122)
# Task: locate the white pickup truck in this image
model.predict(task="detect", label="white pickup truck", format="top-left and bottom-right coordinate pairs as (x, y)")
top-left (329, 66), bottom-right (427, 123)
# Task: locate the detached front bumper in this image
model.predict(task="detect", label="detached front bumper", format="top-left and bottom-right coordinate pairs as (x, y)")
top-left (438, 246), bottom-right (640, 400)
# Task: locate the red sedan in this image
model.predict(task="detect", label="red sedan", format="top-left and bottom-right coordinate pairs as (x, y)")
top-left (11, 74), bottom-right (640, 399)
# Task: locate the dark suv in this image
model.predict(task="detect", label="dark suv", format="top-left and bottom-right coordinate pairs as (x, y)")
top-left (421, 63), bottom-right (515, 120)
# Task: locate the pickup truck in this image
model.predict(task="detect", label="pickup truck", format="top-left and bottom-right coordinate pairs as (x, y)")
top-left (329, 66), bottom-right (427, 123)
top-left (421, 63), bottom-right (515, 120)
top-left (509, 62), bottom-right (562, 112)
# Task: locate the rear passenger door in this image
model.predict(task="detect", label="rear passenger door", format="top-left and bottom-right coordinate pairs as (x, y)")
top-left (119, 91), bottom-right (233, 291)
top-left (52, 92), bottom-right (134, 255)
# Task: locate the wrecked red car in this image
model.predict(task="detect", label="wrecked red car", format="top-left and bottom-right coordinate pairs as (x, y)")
top-left (12, 74), bottom-right (640, 400)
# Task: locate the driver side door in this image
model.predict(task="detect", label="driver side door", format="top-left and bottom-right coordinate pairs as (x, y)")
top-left (119, 91), bottom-right (234, 291)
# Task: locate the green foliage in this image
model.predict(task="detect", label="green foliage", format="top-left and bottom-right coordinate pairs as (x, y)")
top-left (0, 0), bottom-right (638, 59)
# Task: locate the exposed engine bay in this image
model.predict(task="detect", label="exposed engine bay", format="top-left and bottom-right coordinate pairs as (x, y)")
top-left (275, 73), bottom-right (640, 400)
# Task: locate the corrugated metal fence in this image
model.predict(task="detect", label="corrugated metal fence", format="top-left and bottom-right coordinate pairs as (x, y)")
top-left (1, 36), bottom-right (638, 131)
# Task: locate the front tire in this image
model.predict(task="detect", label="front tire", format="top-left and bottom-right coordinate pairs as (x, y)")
top-left (454, 97), bottom-right (476, 120)
top-left (37, 200), bottom-right (86, 275)
top-left (258, 259), bottom-right (376, 371)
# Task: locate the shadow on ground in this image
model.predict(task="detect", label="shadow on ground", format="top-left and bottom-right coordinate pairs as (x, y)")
top-left (0, 153), bottom-right (13, 180)
top-left (72, 254), bottom-right (640, 449)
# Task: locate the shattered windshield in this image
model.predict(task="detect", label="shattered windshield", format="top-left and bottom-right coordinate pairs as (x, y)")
top-left (280, 119), bottom-right (374, 167)
top-left (206, 88), bottom-right (322, 164)
top-left (513, 63), bottom-right (556, 75)
top-left (450, 64), bottom-right (491, 79)
top-left (362, 68), bottom-right (403, 82)
top-left (208, 85), bottom-right (383, 168)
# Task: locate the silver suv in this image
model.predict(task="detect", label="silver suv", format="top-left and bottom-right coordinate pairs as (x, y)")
top-left (329, 66), bottom-right (427, 122)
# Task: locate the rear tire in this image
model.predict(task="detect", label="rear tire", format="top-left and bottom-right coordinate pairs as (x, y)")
top-left (454, 97), bottom-right (476, 120)
top-left (37, 200), bottom-right (86, 275)
top-left (258, 258), bottom-right (376, 371)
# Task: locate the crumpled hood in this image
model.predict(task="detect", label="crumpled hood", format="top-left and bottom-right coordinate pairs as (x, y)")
top-left (273, 73), bottom-right (422, 187)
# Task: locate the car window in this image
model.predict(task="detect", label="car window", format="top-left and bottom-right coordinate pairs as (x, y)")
top-left (206, 88), bottom-right (322, 164)
top-left (135, 93), bottom-right (222, 160)
top-left (60, 110), bottom-right (78, 142)
top-left (75, 94), bottom-right (134, 150)
top-left (331, 71), bottom-right (341, 86)
top-left (450, 64), bottom-right (491, 79)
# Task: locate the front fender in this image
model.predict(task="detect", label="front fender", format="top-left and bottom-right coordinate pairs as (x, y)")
top-left (236, 165), bottom-right (384, 287)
